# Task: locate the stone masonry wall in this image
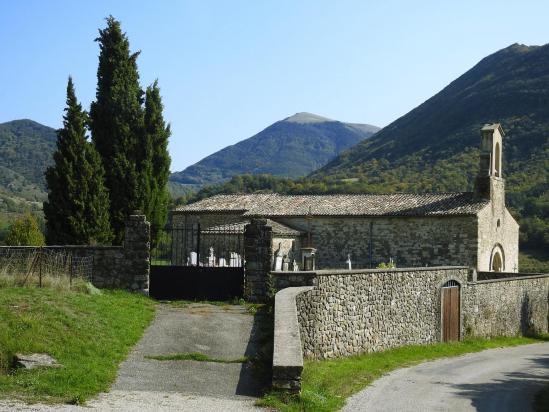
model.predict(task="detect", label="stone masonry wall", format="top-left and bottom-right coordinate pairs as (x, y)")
top-left (244, 219), bottom-right (273, 301)
top-left (463, 275), bottom-right (549, 337)
top-left (0, 215), bottom-right (150, 293)
top-left (296, 267), bottom-right (469, 358)
top-left (275, 216), bottom-right (478, 269)
top-left (291, 268), bottom-right (549, 359)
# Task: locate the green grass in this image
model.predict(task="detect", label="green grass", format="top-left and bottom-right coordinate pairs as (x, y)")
top-left (146, 351), bottom-right (248, 363)
top-left (0, 287), bottom-right (155, 404)
top-left (258, 336), bottom-right (549, 412)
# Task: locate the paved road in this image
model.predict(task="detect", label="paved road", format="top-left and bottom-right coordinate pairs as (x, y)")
top-left (0, 303), bottom-right (267, 411)
top-left (343, 342), bottom-right (549, 412)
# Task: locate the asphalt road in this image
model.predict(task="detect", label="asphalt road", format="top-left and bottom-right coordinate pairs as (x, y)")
top-left (343, 342), bottom-right (549, 412)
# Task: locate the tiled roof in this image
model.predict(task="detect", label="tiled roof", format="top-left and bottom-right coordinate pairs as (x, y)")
top-left (175, 193), bottom-right (488, 217)
top-left (201, 219), bottom-right (302, 236)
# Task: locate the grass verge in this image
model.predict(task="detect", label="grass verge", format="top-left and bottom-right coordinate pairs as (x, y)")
top-left (146, 351), bottom-right (248, 363)
top-left (0, 286), bottom-right (155, 404)
top-left (258, 335), bottom-right (549, 412)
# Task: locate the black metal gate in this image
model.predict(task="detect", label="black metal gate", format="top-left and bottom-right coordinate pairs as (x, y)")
top-left (149, 223), bottom-right (245, 300)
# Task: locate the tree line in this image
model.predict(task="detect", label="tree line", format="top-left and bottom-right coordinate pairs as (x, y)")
top-left (44, 16), bottom-right (171, 246)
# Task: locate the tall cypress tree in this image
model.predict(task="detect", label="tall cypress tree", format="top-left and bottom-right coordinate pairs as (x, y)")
top-left (143, 80), bottom-right (171, 243)
top-left (44, 77), bottom-right (112, 245)
top-left (90, 16), bottom-right (145, 243)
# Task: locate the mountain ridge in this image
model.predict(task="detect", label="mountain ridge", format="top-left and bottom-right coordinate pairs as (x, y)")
top-left (170, 112), bottom-right (379, 186)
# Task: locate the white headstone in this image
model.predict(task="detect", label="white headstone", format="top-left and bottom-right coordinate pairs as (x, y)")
top-left (208, 247), bottom-right (215, 267)
top-left (274, 255), bottom-right (283, 271)
top-left (189, 251), bottom-right (198, 266)
top-left (219, 257), bottom-right (226, 267)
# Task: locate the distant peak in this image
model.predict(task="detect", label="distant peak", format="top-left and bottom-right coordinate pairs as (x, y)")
top-left (283, 112), bottom-right (333, 124)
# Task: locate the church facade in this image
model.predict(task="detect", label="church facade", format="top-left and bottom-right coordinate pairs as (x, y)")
top-left (173, 124), bottom-right (519, 272)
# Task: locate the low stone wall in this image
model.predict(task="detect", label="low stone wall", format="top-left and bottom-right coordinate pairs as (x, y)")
top-left (0, 215), bottom-right (150, 293)
top-left (272, 286), bottom-right (314, 392)
top-left (277, 267), bottom-right (549, 360)
top-left (294, 267), bottom-right (469, 358)
top-left (463, 275), bottom-right (549, 337)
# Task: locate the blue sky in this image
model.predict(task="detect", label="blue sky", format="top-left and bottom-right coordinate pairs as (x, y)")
top-left (1, 1), bottom-right (548, 172)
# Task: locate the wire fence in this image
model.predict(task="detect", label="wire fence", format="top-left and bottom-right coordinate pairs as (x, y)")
top-left (0, 247), bottom-right (93, 289)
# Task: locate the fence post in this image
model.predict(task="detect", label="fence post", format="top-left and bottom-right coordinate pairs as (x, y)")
top-left (196, 223), bottom-right (201, 267)
top-left (69, 253), bottom-right (73, 288)
top-left (38, 247), bottom-right (42, 288)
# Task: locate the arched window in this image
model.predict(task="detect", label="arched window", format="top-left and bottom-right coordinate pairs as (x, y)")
top-left (490, 244), bottom-right (505, 272)
top-left (494, 142), bottom-right (501, 177)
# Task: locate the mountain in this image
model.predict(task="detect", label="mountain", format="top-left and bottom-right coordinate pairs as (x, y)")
top-left (170, 112), bottom-right (379, 186)
top-left (0, 119), bottom-right (57, 202)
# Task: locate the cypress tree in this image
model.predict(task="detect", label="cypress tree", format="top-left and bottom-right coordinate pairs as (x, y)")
top-left (90, 16), bottom-right (145, 244)
top-left (143, 80), bottom-right (171, 244)
top-left (44, 77), bottom-right (112, 245)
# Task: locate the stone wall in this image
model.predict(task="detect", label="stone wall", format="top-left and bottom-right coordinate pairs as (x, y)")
top-left (284, 267), bottom-right (549, 359)
top-left (244, 219), bottom-right (273, 301)
top-left (463, 275), bottom-right (549, 337)
top-left (275, 216), bottom-right (479, 269)
top-left (295, 267), bottom-right (469, 358)
top-left (272, 286), bottom-right (314, 392)
top-left (0, 215), bottom-right (150, 293)
top-left (477, 205), bottom-right (519, 272)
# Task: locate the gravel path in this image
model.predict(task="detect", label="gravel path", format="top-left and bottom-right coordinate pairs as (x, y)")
top-left (343, 342), bottom-right (549, 412)
top-left (0, 303), bottom-right (267, 411)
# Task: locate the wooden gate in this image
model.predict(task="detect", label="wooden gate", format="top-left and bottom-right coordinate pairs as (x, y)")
top-left (442, 280), bottom-right (460, 342)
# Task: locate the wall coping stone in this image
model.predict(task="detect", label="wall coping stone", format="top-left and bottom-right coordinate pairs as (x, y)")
top-left (470, 273), bottom-right (549, 284)
top-left (273, 266), bottom-right (470, 277)
top-left (272, 286), bottom-right (315, 392)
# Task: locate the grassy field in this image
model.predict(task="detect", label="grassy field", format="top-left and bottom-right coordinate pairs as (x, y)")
top-left (0, 287), bottom-right (155, 404)
top-left (259, 335), bottom-right (549, 412)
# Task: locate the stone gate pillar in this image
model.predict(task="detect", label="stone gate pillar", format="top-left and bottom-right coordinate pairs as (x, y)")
top-left (123, 213), bottom-right (150, 294)
top-left (244, 219), bottom-right (273, 302)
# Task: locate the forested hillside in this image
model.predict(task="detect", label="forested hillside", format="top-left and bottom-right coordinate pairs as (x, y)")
top-left (0, 119), bottom-right (56, 201)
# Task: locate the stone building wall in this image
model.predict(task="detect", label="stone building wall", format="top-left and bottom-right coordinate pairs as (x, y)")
top-left (476, 205), bottom-right (519, 272)
top-left (275, 216), bottom-right (479, 269)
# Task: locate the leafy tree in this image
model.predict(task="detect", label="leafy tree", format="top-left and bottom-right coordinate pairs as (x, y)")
top-left (90, 16), bottom-right (145, 243)
top-left (5, 213), bottom-right (45, 246)
top-left (44, 77), bottom-right (112, 245)
top-left (143, 80), bottom-right (171, 243)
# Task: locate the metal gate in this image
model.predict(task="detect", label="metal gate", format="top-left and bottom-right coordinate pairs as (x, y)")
top-left (442, 280), bottom-right (460, 342)
top-left (149, 223), bottom-right (245, 300)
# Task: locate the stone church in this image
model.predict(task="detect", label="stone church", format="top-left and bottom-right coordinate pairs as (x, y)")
top-left (173, 124), bottom-right (518, 272)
